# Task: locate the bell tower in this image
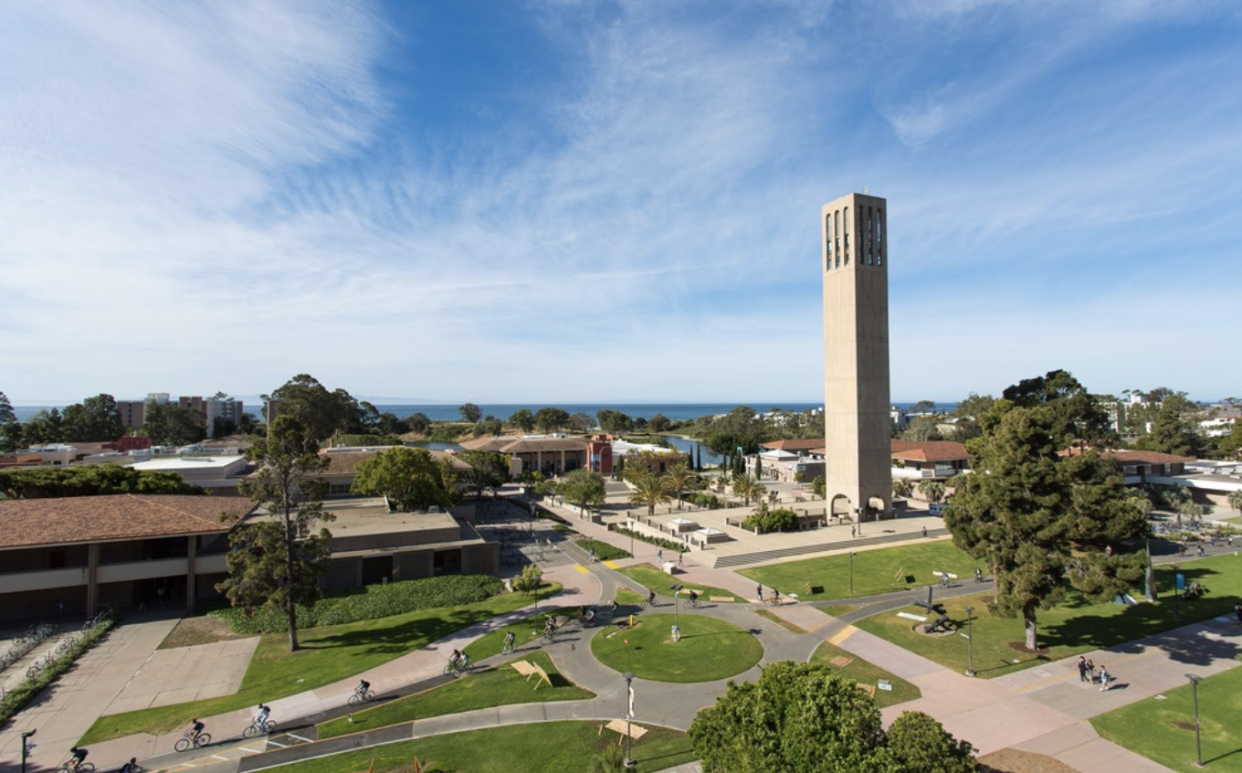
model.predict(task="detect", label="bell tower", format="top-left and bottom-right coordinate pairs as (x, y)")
top-left (822, 193), bottom-right (891, 520)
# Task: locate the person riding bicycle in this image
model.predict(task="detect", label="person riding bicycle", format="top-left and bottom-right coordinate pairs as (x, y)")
top-left (356, 679), bottom-right (371, 697)
top-left (543, 618), bottom-right (556, 637)
top-left (253, 704), bottom-right (271, 730)
top-left (119, 758), bottom-right (139, 773)
top-left (688, 589), bottom-right (698, 606)
top-left (503, 631), bottom-right (516, 651)
top-left (457, 652), bottom-right (470, 671)
top-left (608, 598), bottom-right (619, 613)
top-left (68, 747), bottom-right (88, 771)
top-left (647, 589), bottom-right (656, 606)
top-left (188, 719), bottom-right (205, 741)
top-left (449, 649), bottom-right (463, 667)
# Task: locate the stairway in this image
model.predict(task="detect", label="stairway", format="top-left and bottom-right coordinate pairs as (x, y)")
top-left (708, 528), bottom-right (950, 568)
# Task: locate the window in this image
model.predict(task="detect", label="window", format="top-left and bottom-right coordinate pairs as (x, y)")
top-left (876, 209), bottom-right (884, 266)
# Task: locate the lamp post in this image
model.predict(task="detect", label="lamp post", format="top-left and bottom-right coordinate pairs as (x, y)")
top-left (21, 729), bottom-right (35, 773)
top-left (670, 584), bottom-right (683, 632)
top-left (623, 672), bottom-right (636, 768)
top-left (1186, 673), bottom-right (1203, 768)
top-left (1145, 536), bottom-right (1156, 602)
top-left (964, 606), bottom-right (976, 677)
top-left (849, 552), bottom-right (855, 597)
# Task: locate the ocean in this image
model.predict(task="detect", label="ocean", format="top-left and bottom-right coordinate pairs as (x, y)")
top-left (10, 401), bottom-right (952, 424)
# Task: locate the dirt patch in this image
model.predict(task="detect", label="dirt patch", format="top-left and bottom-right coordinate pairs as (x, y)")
top-left (979, 748), bottom-right (1079, 773)
top-left (1172, 720), bottom-right (1197, 731)
top-left (1006, 641), bottom-right (1050, 656)
top-left (158, 615), bottom-right (251, 649)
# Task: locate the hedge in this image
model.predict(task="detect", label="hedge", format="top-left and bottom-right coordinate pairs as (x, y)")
top-left (209, 574), bottom-right (504, 634)
top-left (573, 538), bottom-right (631, 561)
top-left (0, 612), bottom-right (118, 726)
top-left (608, 525), bottom-right (690, 553)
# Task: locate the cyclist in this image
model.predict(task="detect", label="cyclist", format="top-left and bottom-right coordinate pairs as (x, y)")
top-left (646, 589), bottom-right (656, 606)
top-left (68, 747), bottom-right (88, 772)
top-left (253, 704), bottom-right (271, 732)
top-left (503, 631), bottom-right (516, 653)
top-left (188, 719), bottom-right (205, 742)
top-left (120, 758), bottom-right (139, 773)
top-left (449, 649), bottom-right (463, 667)
top-left (543, 618), bottom-right (556, 638)
top-left (687, 589), bottom-right (698, 607)
top-left (608, 598), bottom-right (619, 614)
top-left (355, 679), bottom-right (371, 698)
top-left (457, 652), bottom-right (470, 672)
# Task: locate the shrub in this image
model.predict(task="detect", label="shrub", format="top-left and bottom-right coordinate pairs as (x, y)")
top-left (608, 525), bottom-right (689, 553)
top-left (692, 493), bottom-right (721, 509)
top-left (512, 564), bottom-right (543, 595)
top-left (0, 611), bottom-right (117, 726)
top-left (209, 574), bottom-right (504, 634)
top-left (743, 506), bottom-right (800, 534)
top-left (574, 538), bottom-right (631, 561)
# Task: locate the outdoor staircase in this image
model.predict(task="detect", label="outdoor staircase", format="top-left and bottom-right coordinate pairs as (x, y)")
top-left (706, 528), bottom-right (950, 569)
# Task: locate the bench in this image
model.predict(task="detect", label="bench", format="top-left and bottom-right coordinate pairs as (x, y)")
top-left (897, 612), bottom-right (927, 622)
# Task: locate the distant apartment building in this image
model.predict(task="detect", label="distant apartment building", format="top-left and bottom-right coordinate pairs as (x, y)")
top-left (116, 393), bottom-right (243, 438)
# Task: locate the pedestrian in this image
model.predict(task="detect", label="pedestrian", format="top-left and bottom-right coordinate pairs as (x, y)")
top-left (851, 526), bottom-right (856, 538)
top-left (1234, 603), bottom-right (1242, 624)
top-left (975, 568), bottom-right (983, 584)
top-left (757, 584), bottom-right (764, 602)
top-left (657, 548), bottom-right (663, 563)
top-left (1098, 664), bottom-right (1112, 691)
top-left (1085, 658), bottom-right (1095, 683)
top-left (589, 548), bottom-right (596, 562)
top-left (678, 551), bottom-right (684, 567)
top-left (1077, 656), bottom-right (1088, 683)
top-left (922, 526), bottom-right (928, 539)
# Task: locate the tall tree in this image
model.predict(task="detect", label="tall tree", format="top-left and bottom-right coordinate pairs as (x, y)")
top-left (1135, 392), bottom-right (1205, 457)
top-left (946, 373), bottom-right (1148, 651)
top-left (269, 375), bottom-right (352, 442)
top-left (0, 465), bottom-right (205, 499)
top-left (459, 403), bottom-right (482, 423)
top-left (911, 399), bottom-right (937, 414)
top-left (222, 416), bottom-right (333, 652)
top-left (952, 393), bottom-right (996, 441)
top-left (458, 450), bottom-right (511, 499)
top-left (568, 411), bottom-right (594, 433)
top-left (351, 447), bottom-right (458, 511)
top-left (702, 406), bottom-right (767, 457)
top-left (665, 462), bottom-right (697, 510)
top-left (557, 468), bottom-right (606, 513)
top-left (508, 408), bottom-right (536, 433)
top-left (628, 471), bottom-right (672, 516)
top-left (688, 661), bottom-right (977, 773)
top-left (0, 391), bottom-right (16, 425)
top-left (406, 412), bottom-right (431, 435)
top-left (648, 413), bottom-right (672, 433)
top-left (22, 408), bottom-right (64, 444)
top-left (534, 407), bottom-right (570, 433)
top-left (0, 391), bottom-right (21, 453)
top-left (731, 473), bottom-right (767, 507)
top-left (917, 479), bottom-right (946, 504)
top-left (1228, 490), bottom-right (1242, 516)
top-left (61, 393), bottom-right (123, 441)
top-left (143, 401), bottom-right (206, 446)
top-left (596, 409), bottom-right (634, 434)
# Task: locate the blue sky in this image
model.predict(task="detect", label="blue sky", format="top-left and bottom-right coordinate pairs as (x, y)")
top-left (2, 0), bottom-right (1240, 406)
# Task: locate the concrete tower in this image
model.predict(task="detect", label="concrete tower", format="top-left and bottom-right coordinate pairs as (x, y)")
top-left (822, 193), bottom-right (891, 521)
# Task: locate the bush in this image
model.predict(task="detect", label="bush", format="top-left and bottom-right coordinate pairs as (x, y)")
top-left (743, 506), bottom-right (800, 534)
top-left (512, 564), bottom-right (543, 595)
top-left (574, 538), bottom-right (631, 561)
top-left (692, 493), bottom-right (721, 509)
top-left (609, 525), bottom-right (689, 553)
top-left (209, 574), bottom-right (504, 634)
top-left (551, 523), bottom-right (575, 534)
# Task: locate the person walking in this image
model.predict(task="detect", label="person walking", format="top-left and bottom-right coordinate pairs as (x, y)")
top-left (921, 526), bottom-right (928, 539)
top-left (657, 549), bottom-right (663, 563)
top-left (1077, 656), bottom-right (1089, 683)
top-left (757, 584), bottom-right (764, 603)
top-left (1098, 664), bottom-right (1113, 691)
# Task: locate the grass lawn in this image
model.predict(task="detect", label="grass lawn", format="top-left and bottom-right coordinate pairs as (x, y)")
top-left (273, 722), bottom-right (694, 773)
top-left (317, 651), bottom-right (593, 739)
top-left (619, 564), bottom-right (740, 602)
top-left (1092, 664), bottom-right (1242, 772)
top-left (80, 584), bottom-right (562, 745)
top-left (853, 555), bottom-right (1242, 678)
top-left (810, 640), bottom-right (921, 709)
top-left (819, 604), bottom-right (859, 618)
top-left (590, 613), bottom-right (762, 682)
top-left (739, 541), bottom-right (981, 600)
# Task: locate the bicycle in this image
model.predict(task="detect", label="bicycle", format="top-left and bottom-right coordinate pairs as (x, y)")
top-left (174, 729), bottom-right (212, 752)
top-left (501, 635), bottom-right (516, 655)
top-left (57, 759), bottom-right (95, 773)
top-left (242, 719), bottom-right (277, 738)
top-left (347, 687), bottom-right (377, 706)
top-left (442, 660), bottom-right (474, 677)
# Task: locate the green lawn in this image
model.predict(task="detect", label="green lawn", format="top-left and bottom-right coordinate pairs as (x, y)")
top-left (317, 651), bottom-right (593, 739)
top-left (80, 584), bottom-right (562, 744)
top-left (590, 613), bottom-right (762, 682)
top-left (810, 640), bottom-right (921, 709)
top-left (739, 541), bottom-right (982, 600)
top-left (1092, 664), bottom-right (1242, 772)
top-left (853, 555), bottom-right (1242, 678)
top-left (271, 722), bottom-right (694, 773)
top-left (619, 564), bottom-right (740, 602)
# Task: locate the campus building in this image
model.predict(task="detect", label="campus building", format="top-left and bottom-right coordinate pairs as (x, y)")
top-left (822, 192), bottom-right (892, 521)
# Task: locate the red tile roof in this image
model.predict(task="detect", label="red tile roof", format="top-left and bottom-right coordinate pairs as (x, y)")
top-left (1102, 449), bottom-right (1193, 465)
top-left (889, 440), bottom-right (971, 462)
top-left (0, 495), bottom-right (255, 550)
top-left (760, 439), bottom-right (827, 452)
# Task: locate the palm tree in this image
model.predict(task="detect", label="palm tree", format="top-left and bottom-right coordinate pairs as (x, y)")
top-left (892, 478), bottom-right (914, 498)
top-left (918, 479), bottom-right (946, 504)
top-left (731, 473), bottom-right (767, 507)
top-left (665, 463), bottom-right (697, 510)
top-left (1229, 490), bottom-right (1242, 516)
top-left (629, 472), bottom-right (672, 517)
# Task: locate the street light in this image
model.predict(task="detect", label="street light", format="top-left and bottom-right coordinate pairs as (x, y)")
top-left (21, 729), bottom-right (36, 773)
top-left (623, 672), bottom-right (636, 768)
top-left (1186, 673), bottom-right (1204, 768)
top-left (670, 584), bottom-right (683, 632)
top-left (964, 606), bottom-right (976, 677)
top-left (849, 552), bottom-right (855, 597)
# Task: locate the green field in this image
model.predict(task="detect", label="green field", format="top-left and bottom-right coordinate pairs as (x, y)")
top-left (272, 722), bottom-right (694, 773)
top-left (590, 613), bottom-right (763, 682)
top-left (810, 640), bottom-right (921, 709)
top-left (619, 564), bottom-right (740, 602)
top-left (80, 584), bottom-right (562, 744)
top-left (317, 651), bottom-right (593, 739)
top-left (739, 540), bottom-right (982, 600)
top-left (854, 555), bottom-right (1242, 678)
top-left (1092, 665), bottom-right (1242, 772)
